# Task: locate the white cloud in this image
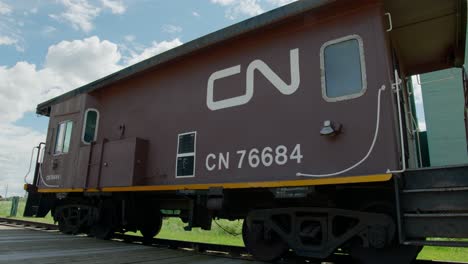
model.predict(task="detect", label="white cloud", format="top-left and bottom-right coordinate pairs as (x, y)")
top-left (0, 123), bottom-right (46, 197)
top-left (162, 24), bottom-right (182, 34)
top-left (0, 1), bottom-right (23, 50)
top-left (0, 36), bottom-right (182, 196)
top-left (211, 0), bottom-right (298, 19)
top-left (0, 35), bottom-right (17, 45)
top-left (42, 26), bottom-right (57, 35)
top-left (0, 36), bottom-right (182, 123)
top-left (50, 0), bottom-right (101, 33)
top-left (124, 34), bottom-right (135, 42)
top-left (50, 0), bottom-right (127, 32)
top-left (0, 63), bottom-right (56, 122)
top-left (100, 0), bottom-right (126, 14)
top-left (0, 36), bottom-right (122, 123)
top-left (45, 36), bottom-right (123, 85)
top-left (24, 7), bottom-right (39, 16)
top-left (211, 0), bottom-right (236, 4)
top-left (266, 0), bottom-right (296, 6)
top-left (126, 38), bottom-right (183, 66)
top-left (211, 0), bottom-right (263, 19)
top-left (192, 11), bottom-right (200, 17)
top-left (0, 1), bottom-right (11, 15)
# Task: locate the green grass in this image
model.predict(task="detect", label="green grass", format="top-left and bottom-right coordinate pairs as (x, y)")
top-left (2, 199), bottom-right (468, 261)
top-left (0, 199), bottom-right (54, 223)
top-left (0, 200), bottom-right (13, 216)
top-left (419, 245), bottom-right (468, 262)
top-left (138, 218), bottom-right (244, 246)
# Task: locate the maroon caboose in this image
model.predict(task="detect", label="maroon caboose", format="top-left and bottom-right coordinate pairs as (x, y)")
top-left (24, 0), bottom-right (468, 263)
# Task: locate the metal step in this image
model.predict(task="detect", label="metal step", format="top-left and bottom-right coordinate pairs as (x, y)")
top-left (403, 240), bottom-right (468, 247)
top-left (401, 189), bottom-right (468, 212)
top-left (403, 212), bottom-right (468, 238)
top-left (402, 186), bottom-right (468, 193)
top-left (402, 164), bottom-right (468, 189)
top-left (399, 165), bottom-right (468, 241)
top-left (401, 166), bottom-right (468, 212)
top-left (404, 213), bottom-right (468, 218)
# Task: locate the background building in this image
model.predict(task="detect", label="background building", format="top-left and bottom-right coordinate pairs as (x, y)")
top-left (419, 64), bottom-right (468, 166)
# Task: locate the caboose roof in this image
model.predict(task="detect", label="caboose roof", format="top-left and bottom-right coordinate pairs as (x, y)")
top-left (37, 0), bottom-right (467, 116)
top-left (385, 0), bottom-right (467, 75)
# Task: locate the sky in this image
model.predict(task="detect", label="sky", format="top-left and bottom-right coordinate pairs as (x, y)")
top-left (0, 0), bottom-right (299, 197)
top-left (0, 0), bottom-right (428, 198)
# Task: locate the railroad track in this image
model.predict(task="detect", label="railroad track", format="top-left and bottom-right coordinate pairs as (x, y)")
top-left (0, 217), bottom-right (465, 264)
top-left (0, 217), bottom-right (249, 259)
top-left (0, 217), bottom-right (57, 230)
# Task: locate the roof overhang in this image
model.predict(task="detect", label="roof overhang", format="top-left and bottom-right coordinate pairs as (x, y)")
top-left (385, 0), bottom-right (467, 76)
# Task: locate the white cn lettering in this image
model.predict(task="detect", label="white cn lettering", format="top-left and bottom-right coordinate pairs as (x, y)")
top-left (206, 154), bottom-right (217, 171)
top-left (219, 152), bottom-right (229, 170)
top-left (206, 48), bottom-right (300, 111)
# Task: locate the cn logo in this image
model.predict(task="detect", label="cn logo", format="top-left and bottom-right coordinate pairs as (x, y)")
top-left (206, 48), bottom-right (300, 111)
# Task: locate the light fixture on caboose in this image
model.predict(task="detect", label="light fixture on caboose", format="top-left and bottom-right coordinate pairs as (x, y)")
top-left (320, 120), bottom-right (342, 136)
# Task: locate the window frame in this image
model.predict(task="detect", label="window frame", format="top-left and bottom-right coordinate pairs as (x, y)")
top-left (81, 108), bottom-right (100, 145)
top-left (320, 34), bottom-right (367, 102)
top-left (175, 131), bottom-right (197, 178)
top-left (54, 120), bottom-right (73, 155)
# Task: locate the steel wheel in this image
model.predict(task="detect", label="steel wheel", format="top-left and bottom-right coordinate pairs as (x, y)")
top-left (350, 201), bottom-right (422, 263)
top-left (90, 223), bottom-right (114, 240)
top-left (242, 218), bottom-right (289, 261)
top-left (350, 244), bottom-right (422, 264)
top-left (139, 209), bottom-right (163, 241)
top-left (90, 200), bottom-right (116, 240)
top-left (57, 207), bottom-right (81, 235)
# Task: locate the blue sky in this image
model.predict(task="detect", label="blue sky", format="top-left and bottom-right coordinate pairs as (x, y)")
top-left (0, 0), bottom-right (296, 196)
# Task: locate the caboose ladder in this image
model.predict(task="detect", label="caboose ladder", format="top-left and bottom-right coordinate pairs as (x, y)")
top-left (24, 143), bottom-right (54, 218)
top-left (398, 165), bottom-right (468, 247)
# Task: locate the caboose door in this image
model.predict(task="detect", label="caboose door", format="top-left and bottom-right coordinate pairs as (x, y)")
top-left (40, 112), bottom-right (81, 189)
top-left (76, 108), bottom-right (101, 189)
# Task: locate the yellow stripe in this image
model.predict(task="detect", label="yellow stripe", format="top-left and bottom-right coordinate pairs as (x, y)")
top-left (37, 174), bottom-right (392, 193)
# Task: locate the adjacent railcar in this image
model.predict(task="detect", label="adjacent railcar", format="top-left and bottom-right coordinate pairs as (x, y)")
top-left (24, 0), bottom-right (468, 263)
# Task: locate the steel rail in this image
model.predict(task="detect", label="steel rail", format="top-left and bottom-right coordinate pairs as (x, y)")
top-left (0, 217), bottom-right (57, 230)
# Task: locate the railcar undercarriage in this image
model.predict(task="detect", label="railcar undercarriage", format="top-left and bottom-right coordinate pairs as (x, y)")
top-left (25, 164), bottom-right (468, 264)
top-left (22, 182), bottom-right (412, 263)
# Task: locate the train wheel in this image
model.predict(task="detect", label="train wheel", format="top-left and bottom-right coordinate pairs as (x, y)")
top-left (350, 244), bottom-right (422, 264)
top-left (139, 209), bottom-right (163, 241)
top-left (242, 218), bottom-right (289, 261)
top-left (90, 201), bottom-right (115, 240)
top-left (350, 200), bottom-right (422, 264)
top-left (90, 223), bottom-right (114, 240)
top-left (57, 207), bottom-right (81, 235)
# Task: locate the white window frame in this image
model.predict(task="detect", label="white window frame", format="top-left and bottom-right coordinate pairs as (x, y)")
top-left (81, 108), bottom-right (100, 145)
top-left (175, 131), bottom-right (197, 178)
top-left (54, 120), bottom-right (73, 156)
top-left (320, 34), bottom-right (367, 102)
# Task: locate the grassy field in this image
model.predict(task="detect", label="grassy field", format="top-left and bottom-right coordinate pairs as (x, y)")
top-left (1, 199), bottom-right (467, 261)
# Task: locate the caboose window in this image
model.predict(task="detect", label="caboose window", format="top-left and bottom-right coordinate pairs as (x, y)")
top-left (320, 35), bottom-right (367, 102)
top-left (54, 121), bottom-right (73, 154)
top-left (82, 109), bottom-right (99, 144)
top-left (176, 132), bottom-right (197, 178)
